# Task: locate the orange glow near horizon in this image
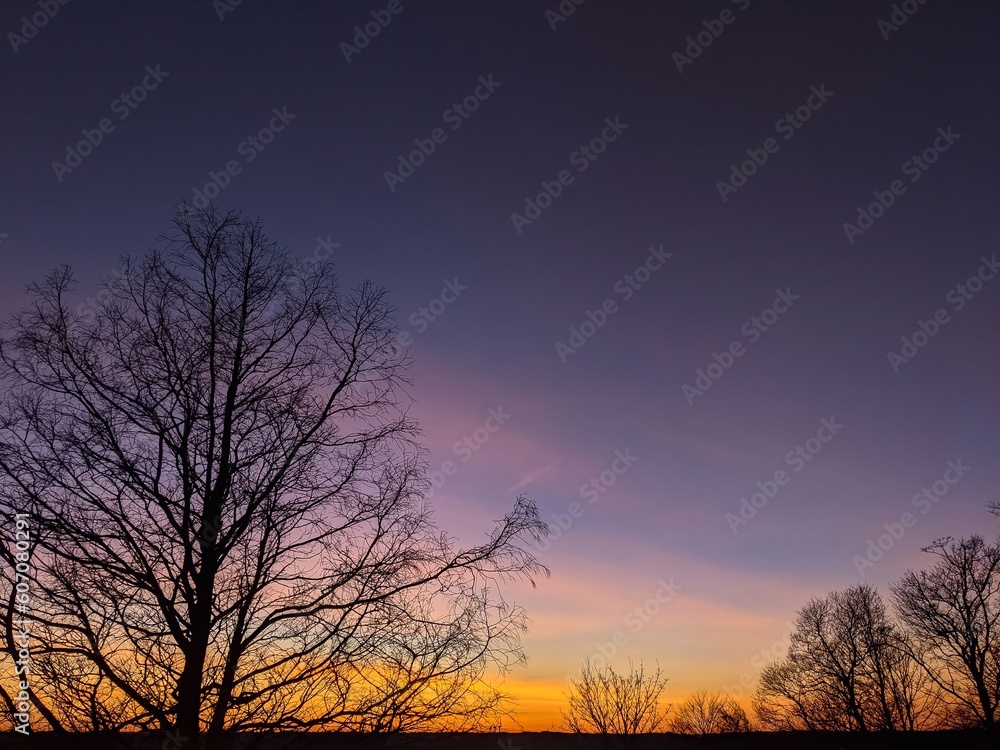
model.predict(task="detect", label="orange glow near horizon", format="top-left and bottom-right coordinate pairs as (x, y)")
top-left (497, 678), bottom-right (754, 733)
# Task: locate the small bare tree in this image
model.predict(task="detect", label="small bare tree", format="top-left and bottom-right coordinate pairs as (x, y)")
top-left (669, 690), bottom-right (751, 734)
top-left (563, 659), bottom-right (670, 748)
top-left (891, 535), bottom-right (1000, 727)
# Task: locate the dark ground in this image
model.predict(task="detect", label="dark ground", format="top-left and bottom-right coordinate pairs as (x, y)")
top-left (0, 731), bottom-right (997, 750)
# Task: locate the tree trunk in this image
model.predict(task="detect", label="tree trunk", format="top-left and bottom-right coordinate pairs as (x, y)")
top-left (175, 559), bottom-right (218, 749)
top-left (175, 611), bottom-right (209, 747)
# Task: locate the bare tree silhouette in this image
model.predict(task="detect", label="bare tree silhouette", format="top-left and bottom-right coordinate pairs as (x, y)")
top-left (563, 659), bottom-right (670, 749)
top-left (753, 584), bottom-right (943, 731)
top-left (891, 535), bottom-right (1000, 728)
top-left (669, 690), bottom-right (751, 734)
top-left (0, 206), bottom-right (548, 747)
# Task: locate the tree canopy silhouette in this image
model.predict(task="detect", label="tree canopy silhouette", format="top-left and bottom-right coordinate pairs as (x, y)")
top-left (753, 584), bottom-right (942, 731)
top-left (0, 206), bottom-right (548, 747)
top-left (563, 659), bottom-right (670, 748)
top-left (669, 690), bottom-right (751, 734)
top-left (891, 535), bottom-right (1000, 727)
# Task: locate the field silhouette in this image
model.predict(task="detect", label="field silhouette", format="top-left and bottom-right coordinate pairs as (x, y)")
top-left (1, 730), bottom-right (999, 750)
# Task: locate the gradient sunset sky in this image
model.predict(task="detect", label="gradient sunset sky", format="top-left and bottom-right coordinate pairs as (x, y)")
top-left (3, 0), bottom-right (999, 731)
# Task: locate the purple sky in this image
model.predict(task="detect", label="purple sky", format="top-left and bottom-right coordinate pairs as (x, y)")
top-left (2, 0), bottom-right (999, 729)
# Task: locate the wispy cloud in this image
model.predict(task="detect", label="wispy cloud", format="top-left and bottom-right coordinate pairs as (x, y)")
top-left (506, 460), bottom-right (560, 495)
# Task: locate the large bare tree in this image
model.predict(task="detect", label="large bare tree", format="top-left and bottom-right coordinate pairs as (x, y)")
top-left (753, 584), bottom-right (942, 731)
top-left (0, 206), bottom-right (548, 746)
top-left (891, 535), bottom-right (1000, 727)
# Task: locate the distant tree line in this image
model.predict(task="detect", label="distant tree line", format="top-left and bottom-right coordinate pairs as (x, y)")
top-left (754, 535), bottom-right (999, 731)
top-left (564, 528), bottom-right (999, 737)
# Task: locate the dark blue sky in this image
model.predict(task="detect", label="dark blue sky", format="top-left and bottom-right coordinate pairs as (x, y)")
top-left (2, 0), bottom-right (999, 727)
